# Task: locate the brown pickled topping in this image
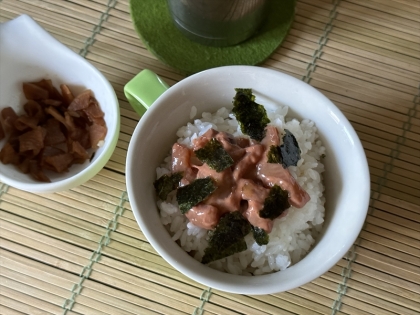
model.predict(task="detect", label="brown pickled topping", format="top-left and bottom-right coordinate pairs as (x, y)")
top-left (0, 120), bottom-right (4, 141)
top-left (0, 79), bottom-right (107, 182)
top-left (173, 127), bottom-right (310, 232)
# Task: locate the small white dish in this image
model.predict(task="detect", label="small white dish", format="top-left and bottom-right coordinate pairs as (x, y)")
top-left (0, 15), bottom-right (120, 193)
top-left (125, 66), bottom-right (370, 294)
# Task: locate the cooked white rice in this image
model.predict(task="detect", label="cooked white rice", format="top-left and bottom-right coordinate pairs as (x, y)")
top-left (156, 105), bottom-right (326, 275)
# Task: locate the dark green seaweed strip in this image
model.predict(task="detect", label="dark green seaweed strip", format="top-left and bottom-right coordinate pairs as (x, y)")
top-left (232, 89), bottom-right (270, 142)
top-left (259, 185), bottom-right (290, 220)
top-left (194, 138), bottom-right (234, 172)
top-left (267, 145), bottom-right (282, 164)
top-left (252, 226), bottom-right (269, 246)
top-left (234, 88), bottom-right (254, 101)
top-left (153, 172), bottom-right (183, 200)
top-left (176, 177), bottom-right (217, 214)
top-left (202, 211), bottom-right (252, 264)
top-left (280, 129), bottom-right (301, 168)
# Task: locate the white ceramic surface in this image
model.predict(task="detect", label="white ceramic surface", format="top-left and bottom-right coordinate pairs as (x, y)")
top-left (126, 66), bottom-right (370, 294)
top-left (0, 15), bottom-right (120, 193)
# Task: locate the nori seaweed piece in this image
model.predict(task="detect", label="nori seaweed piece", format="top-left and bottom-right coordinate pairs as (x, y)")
top-left (202, 211), bottom-right (252, 264)
top-left (267, 145), bottom-right (282, 164)
top-left (176, 177), bottom-right (217, 214)
top-left (232, 89), bottom-right (270, 142)
top-left (280, 129), bottom-right (301, 168)
top-left (194, 138), bottom-right (234, 172)
top-left (259, 185), bottom-right (290, 220)
top-left (234, 88), bottom-right (255, 101)
top-left (252, 226), bottom-right (269, 246)
top-left (153, 172), bottom-right (183, 200)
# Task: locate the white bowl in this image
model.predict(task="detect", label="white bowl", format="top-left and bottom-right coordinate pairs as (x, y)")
top-left (125, 66), bottom-right (370, 294)
top-left (0, 15), bottom-right (120, 193)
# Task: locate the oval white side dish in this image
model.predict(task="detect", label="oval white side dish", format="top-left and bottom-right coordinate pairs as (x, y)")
top-left (0, 15), bottom-right (120, 193)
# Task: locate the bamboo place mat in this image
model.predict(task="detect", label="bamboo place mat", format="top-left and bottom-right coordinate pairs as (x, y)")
top-left (0, 0), bottom-right (419, 314)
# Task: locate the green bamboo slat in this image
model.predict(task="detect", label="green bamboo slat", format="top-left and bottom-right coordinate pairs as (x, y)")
top-left (303, 55), bottom-right (418, 95)
top-left (96, 27), bottom-right (144, 47)
top-left (313, 274), bottom-right (419, 313)
top-left (19, 181), bottom-right (117, 214)
top-left (334, 259), bottom-right (420, 297)
top-left (345, 0), bottom-right (420, 22)
top-left (2, 192), bottom-right (115, 231)
top-left (367, 152), bottom-right (420, 180)
top-left (0, 238), bottom-right (206, 314)
top-left (334, 263), bottom-right (420, 302)
top-left (319, 43), bottom-right (419, 81)
top-left (358, 238), bottom-right (419, 267)
top-left (364, 221), bottom-right (420, 250)
top-left (366, 0), bottom-right (420, 11)
top-left (369, 160), bottom-right (420, 184)
top-left (96, 168), bottom-right (127, 185)
top-left (88, 41), bottom-right (184, 75)
top-left (323, 0), bottom-right (420, 35)
top-left (86, 52), bottom-right (182, 86)
top-left (0, 289), bottom-right (60, 315)
top-left (294, 18), bottom-right (420, 60)
top-left (0, 201), bottom-right (165, 268)
top-left (1, 7), bottom-right (91, 43)
top-left (1, 246), bottom-right (189, 314)
top-left (297, 1), bottom-right (420, 44)
top-left (87, 265), bottom-right (212, 314)
top-left (360, 129), bottom-right (419, 159)
top-left (325, 263), bottom-right (420, 313)
top-left (0, 208), bottom-right (102, 250)
top-left (371, 208), bottom-right (420, 231)
top-left (298, 281), bottom-right (371, 315)
top-left (372, 197), bottom-right (420, 222)
top-left (378, 194), bottom-right (420, 214)
top-left (18, 0), bottom-right (104, 22)
top-left (369, 166), bottom-right (419, 190)
top-left (243, 293), bottom-right (328, 315)
top-left (273, 291), bottom-right (339, 314)
top-left (300, 4), bottom-right (420, 51)
top-left (346, 112), bottom-right (418, 143)
top-left (215, 293), bottom-right (300, 315)
top-left (313, 75), bottom-right (415, 111)
top-left (1, 0), bottom-right (95, 32)
top-left (104, 160), bottom-right (125, 173)
top-left (316, 83), bottom-right (414, 116)
top-left (264, 59), bottom-right (308, 77)
top-left (371, 180), bottom-right (420, 205)
top-left (370, 180), bottom-right (420, 205)
top-left (0, 223), bottom-right (91, 264)
top-left (0, 304), bottom-right (27, 315)
top-left (0, 248), bottom-right (80, 286)
top-left (360, 128), bottom-right (419, 155)
top-left (353, 249), bottom-right (420, 283)
top-left (41, 0), bottom-right (109, 18)
top-left (314, 67), bottom-right (416, 102)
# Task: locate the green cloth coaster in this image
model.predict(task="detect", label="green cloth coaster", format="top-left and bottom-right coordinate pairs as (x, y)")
top-left (129, 0), bottom-right (295, 75)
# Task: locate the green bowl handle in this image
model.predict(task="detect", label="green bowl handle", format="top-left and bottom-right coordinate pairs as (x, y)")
top-left (124, 69), bottom-right (169, 116)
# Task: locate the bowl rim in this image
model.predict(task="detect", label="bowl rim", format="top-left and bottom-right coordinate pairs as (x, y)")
top-left (126, 65), bottom-right (370, 294)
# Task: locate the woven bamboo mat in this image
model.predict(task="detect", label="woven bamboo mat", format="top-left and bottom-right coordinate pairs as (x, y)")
top-left (0, 0), bottom-right (419, 314)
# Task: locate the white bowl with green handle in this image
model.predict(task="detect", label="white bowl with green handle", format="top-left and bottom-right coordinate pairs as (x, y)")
top-left (124, 66), bottom-right (370, 294)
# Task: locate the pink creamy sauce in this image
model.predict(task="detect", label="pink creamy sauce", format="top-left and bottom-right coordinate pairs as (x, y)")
top-left (172, 126), bottom-right (310, 233)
